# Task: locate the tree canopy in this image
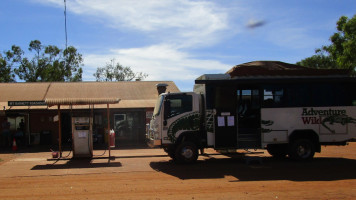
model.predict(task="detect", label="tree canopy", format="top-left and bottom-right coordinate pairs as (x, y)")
top-left (0, 51), bottom-right (16, 83)
top-left (297, 14), bottom-right (356, 73)
top-left (94, 59), bottom-right (148, 82)
top-left (0, 40), bottom-right (83, 82)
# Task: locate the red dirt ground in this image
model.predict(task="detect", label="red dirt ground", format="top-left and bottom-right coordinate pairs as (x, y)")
top-left (0, 143), bottom-right (356, 200)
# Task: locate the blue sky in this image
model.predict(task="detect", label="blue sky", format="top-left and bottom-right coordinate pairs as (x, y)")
top-left (1, 0), bottom-right (355, 91)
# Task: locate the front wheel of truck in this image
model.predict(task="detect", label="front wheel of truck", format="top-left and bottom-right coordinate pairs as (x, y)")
top-left (167, 149), bottom-right (176, 161)
top-left (175, 141), bottom-right (198, 164)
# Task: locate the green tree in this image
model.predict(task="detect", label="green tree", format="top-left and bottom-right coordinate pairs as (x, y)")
top-left (0, 55), bottom-right (15, 82)
top-left (0, 50), bottom-right (17, 82)
top-left (297, 15), bottom-right (356, 72)
top-left (94, 59), bottom-right (148, 81)
top-left (1, 45), bottom-right (23, 82)
top-left (296, 54), bottom-right (336, 69)
top-left (6, 40), bottom-right (83, 82)
top-left (0, 45), bottom-right (24, 82)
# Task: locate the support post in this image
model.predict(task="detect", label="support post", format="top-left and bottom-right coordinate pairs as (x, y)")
top-left (91, 104), bottom-right (94, 157)
top-left (107, 103), bottom-right (111, 158)
top-left (58, 105), bottom-right (62, 157)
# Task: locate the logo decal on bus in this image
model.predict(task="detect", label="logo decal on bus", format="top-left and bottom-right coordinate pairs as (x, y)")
top-left (301, 108), bottom-right (356, 133)
top-left (167, 112), bottom-right (201, 143)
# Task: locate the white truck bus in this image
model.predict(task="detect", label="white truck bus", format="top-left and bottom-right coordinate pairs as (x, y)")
top-left (147, 74), bottom-right (356, 163)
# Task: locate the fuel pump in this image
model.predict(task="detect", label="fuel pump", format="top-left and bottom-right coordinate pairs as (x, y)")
top-left (72, 116), bottom-right (93, 158)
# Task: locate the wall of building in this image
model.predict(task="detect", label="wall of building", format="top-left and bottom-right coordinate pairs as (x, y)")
top-left (1, 107), bottom-right (151, 149)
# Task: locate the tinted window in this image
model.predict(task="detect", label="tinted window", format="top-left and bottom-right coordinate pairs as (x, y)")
top-left (263, 82), bottom-right (355, 108)
top-left (263, 86), bottom-right (285, 107)
top-left (166, 95), bottom-right (192, 119)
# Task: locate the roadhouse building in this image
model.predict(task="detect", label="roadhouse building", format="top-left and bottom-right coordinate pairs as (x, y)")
top-left (0, 81), bottom-right (179, 149)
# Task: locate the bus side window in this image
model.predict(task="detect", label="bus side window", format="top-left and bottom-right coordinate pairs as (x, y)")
top-left (263, 87), bottom-right (285, 108)
top-left (263, 90), bottom-right (274, 107)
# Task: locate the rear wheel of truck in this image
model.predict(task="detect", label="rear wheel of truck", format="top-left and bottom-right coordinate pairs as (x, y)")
top-left (175, 141), bottom-right (198, 164)
top-left (289, 139), bottom-right (315, 161)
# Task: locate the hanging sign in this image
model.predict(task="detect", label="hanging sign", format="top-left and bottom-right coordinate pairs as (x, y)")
top-left (221, 112), bottom-right (230, 116)
top-left (8, 101), bottom-right (46, 106)
top-left (218, 116), bottom-right (225, 127)
top-left (227, 116), bottom-right (235, 126)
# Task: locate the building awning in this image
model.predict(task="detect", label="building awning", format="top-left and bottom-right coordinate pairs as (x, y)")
top-left (45, 98), bottom-right (120, 106)
top-left (0, 81), bottom-right (181, 110)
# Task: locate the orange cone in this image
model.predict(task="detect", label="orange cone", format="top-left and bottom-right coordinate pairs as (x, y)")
top-left (12, 138), bottom-right (18, 151)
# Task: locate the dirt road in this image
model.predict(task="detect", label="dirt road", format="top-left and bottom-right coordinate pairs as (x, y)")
top-left (0, 143), bottom-right (356, 200)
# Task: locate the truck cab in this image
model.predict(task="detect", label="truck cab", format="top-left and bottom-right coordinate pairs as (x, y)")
top-left (146, 92), bottom-right (203, 162)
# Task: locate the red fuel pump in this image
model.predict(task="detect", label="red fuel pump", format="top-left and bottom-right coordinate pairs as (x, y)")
top-left (109, 129), bottom-right (115, 148)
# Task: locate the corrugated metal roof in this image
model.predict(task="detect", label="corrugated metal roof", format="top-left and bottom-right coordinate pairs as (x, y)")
top-left (0, 82), bottom-right (51, 101)
top-left (45, 81), bottom-right (178, 100)
top-left (45, 98), bottom-right (120, 106)
top-left (0, 81), bottom-right (179, 110)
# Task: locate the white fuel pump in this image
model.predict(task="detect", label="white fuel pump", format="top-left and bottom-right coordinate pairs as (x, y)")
top-left (72, 116), bottom-right (93, 158)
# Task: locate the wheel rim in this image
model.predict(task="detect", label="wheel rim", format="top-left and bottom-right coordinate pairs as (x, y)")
top-left (296, 144), bottom-right (311, 158)
top-left (181, 147), bottom-right (193, 159)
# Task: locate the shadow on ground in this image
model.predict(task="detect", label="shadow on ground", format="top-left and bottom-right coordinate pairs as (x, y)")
top-left (0, 143), bottom-right (151, 154)
top-left (150, 156), bottom-right (356, 181)
top-left (31, 158), bottom-right (122, 170)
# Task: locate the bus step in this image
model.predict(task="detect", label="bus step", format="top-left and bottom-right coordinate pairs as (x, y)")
top-left (238, 138), bottom-right (258, 142)
top-left (238, 141), bottom-right (260, 149)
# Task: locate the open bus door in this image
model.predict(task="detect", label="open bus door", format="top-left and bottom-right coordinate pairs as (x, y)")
top-left (237, 89), bottom-right (261, 148)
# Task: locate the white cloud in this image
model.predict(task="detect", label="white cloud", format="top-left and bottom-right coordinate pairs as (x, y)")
top-left (34, 0), bottom-right (334, 88)
top-left (37, 0), bottom-right (230, 48)
top-left (35, 0), bottom-right (234, 88)
top-left (83, 44), bottom-right (231, 82)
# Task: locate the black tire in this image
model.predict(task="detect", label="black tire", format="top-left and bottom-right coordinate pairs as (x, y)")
top-left (164, 147), bottom-right (176, 160)
top-left (289, 139), bottom-right (315, 161)
top-left (168, 149), bottom-right (176, 160)
top-left (267, 144), bottom-right (288, 158)
top-left (175, 141), bottom-right (198, 164)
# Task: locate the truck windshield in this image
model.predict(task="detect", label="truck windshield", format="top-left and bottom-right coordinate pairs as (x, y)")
top-left (153, 95), bottom-right (164, 116)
